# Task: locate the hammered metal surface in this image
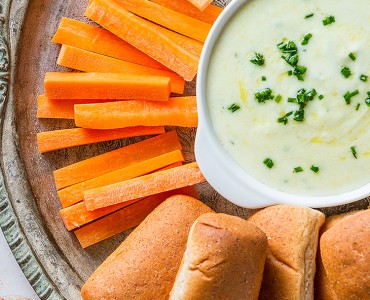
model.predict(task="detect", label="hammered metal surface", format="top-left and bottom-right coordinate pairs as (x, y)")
top-left (0, 0), bottom-right (368, 299)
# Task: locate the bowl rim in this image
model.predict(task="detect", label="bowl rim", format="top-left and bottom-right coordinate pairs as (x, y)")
top-left (195, 0), bottom-right (370, 208)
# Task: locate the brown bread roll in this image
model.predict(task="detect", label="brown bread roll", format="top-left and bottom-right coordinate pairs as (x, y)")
top-left (81, 195), bottom-right (213, 300)
top-left (320, 209), bottom-right (370, 300)
top-left (314, 210), bottom-right (360, 300)
top-left (248, 204), bottom-right (325, 300)
top-left (170, 213), bottom-right (268, 300)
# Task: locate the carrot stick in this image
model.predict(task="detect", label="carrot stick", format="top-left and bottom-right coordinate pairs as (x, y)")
top-left (59, 161), bottom-right (184, 230)
top-left (75, 186), bottom-right (198, 248)
top-left (37, 95), bottom-right (102, 119)
top-left (53, 130), bottom-right (181, 190)
top-left (114, 0), bottom-right (211, 42)
top-left (85, 0), bottom-right (201, 81)
top-left (57, 150), bottom-right (184, 208)
top-left (74, 96), bottom-right (198, 129)
top-left (150, 0), bottom-right (222, 24)
top-left (51, 17), bottom-right (168, 70)
top-left (44, 72), bottom-right (171, 101)
top-left (84, 162), bottom-right (205, 210)
top-left (186, 0), bottom-right (212, 11)
top-left (37, 126), bottom-right (165, 153)
top-left (57, 45), bottom-right (185, 94)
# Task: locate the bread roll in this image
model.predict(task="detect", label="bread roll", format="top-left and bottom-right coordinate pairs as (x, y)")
top-left (320, 209), bottom-right (370, 300)
top-left (81, 195), bottom-right (213, 300)
top-left (314, 211), bottom-right (360, 300)
top-left (170, 213), bottom-right (268, 300)
top-left (248, 205), bottom-right (325, 300)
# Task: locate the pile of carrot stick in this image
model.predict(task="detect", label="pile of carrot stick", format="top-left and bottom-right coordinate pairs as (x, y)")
top-left (37, 0), bottom-right (222, 247)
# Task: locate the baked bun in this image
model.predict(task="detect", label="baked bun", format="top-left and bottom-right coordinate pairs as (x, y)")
top-left (170, 213), bottom-right (268, 300)
top-left (320, 209), bottom-right (370, 300)
top-left (314, 211), bottom-right (360, 300)
top-left (81, 195), bottom-right (212, 300)
top-left (248, 205), bottom-right (325, 300)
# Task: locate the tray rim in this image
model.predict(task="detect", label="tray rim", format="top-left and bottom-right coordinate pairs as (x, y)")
top-left (1, 0), bottom-right (369, 299)
top-left (0, 0), bottom-right (65, 298)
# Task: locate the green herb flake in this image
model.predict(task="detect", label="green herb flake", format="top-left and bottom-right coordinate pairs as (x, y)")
top-left (227, 103), bottom-right (240, 113)
top-left (301, 33), bottom-right (313, 45)
top-left (293, 106), bottom-right (305, 122)
top-left (343, 90), bottom-right (359, 104)
top-left (341, 66), bottom-right (352, 78)
top-left (360, 74), bottom-right (368, 82)
top-left (323, 15), bottom-right (335, 26)
top-left (275, 95), bottom-right (282, 103)
top-left (262, 76), bottom-right (267, 81)
top-left (355, 103), bottom-right (361, 111)
top-left (310, 165), bottom-right (319, 173)
top-left (305, 13), bottom-right (314, 19)
top-left (294, 166), bottom-right (304, 173)
top-left (263, 158), bottom-right (274, 169)
top-left (250, 52), bottom-right (265, 66)
top-left (277, 111), bottom-right (293, 125)
top-left (365, 92), bottom-right (370, 107)
top-left (351, 146), bottom-right (358, 159)
top-left (255, 88), bottom-right (274, 103)
top-left (349, 52), bottom-right (357, 61)
top-left (318, 94), bottom-right (324, 100)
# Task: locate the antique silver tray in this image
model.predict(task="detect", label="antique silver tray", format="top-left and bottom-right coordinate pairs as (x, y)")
top-left (0, 0), bottom-right (368, 299)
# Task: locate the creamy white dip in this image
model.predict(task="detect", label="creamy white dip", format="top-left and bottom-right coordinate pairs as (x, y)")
top-left (207, 0), bottom-right (370, 196)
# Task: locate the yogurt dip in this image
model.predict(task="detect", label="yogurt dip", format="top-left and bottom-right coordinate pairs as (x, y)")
top-left (207, 0), bottom-right (370, 196)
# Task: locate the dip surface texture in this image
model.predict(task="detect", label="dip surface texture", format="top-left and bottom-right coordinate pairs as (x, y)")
top-left (207, 0), bottom-right (370, 196)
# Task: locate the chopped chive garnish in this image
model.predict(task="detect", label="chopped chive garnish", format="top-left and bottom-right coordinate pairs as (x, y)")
top-left (343, 90), bottom-right (359, 104)
top-left (275, 95), bottom-right (282, 103)
top-left (351, 146), bottom-right (358, 159)
top-left (277, 40), bottom-right (306, 81)
top-left (310, 165), bottom-right (319, 173)
top-left (227, 103), bottom-right (240, 112)
top-left (277, 111), bottom-right (293, 125)
top-left (293, 106), bottom-right (305, 122)
top-left (349, 52), bottom-right (357, 61)
top-left (255, 88), bottom-right (274, 103)
top-left (365, 92), bottom-right (370, 107)
top-left (360, 74), bottom-right (368, 82)
top-left (250, 52), bottom-right (265, 66)
top-left (318, 95), bottom-right (324, 100)
top-left (263, 158), bottom-right (274, 169)
top-left (288, 97), bottom-right (297, 103)
top-left (355, 103), bottom-right (361, 111)
top-left (294, 166), bottom-right (304, 173)
top-left (341, 66), bottom-right (352, 78)
top-left (323, 15), bottom-right (335, 26)
top-left (301, 33), bottom-right (313, 45)
top-left (305, 13), bottom-right (314, 19)
top-left (262, 76), bottom-right (267, 81)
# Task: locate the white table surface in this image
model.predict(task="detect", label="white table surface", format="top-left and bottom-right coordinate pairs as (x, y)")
top-left (0, 229), bottom-right (39, 300)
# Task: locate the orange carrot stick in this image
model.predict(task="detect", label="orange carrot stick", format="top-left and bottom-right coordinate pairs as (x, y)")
top-left (60, 200), bottom-right (135, 231)
top-left (44, 72), bottom-right (171, 101)
top-left (57, 150), bottom-right (184, 208)
top-left (85, 0), bottom-right (201, 81)
top-left (150, 0), bottom-right (222, 24)
top-left (59, 161), bottom-right (184, 230)
top-left (57, 45), bottom-right (185, 94)
top-left (186, 0), bottom-right (212, 11)
top-left (37, 95), bottom-right (102, 119)
top-left (75, 186), bottom-right (198, 248)
top-left (114, 0), bottom-right (211, 42)
top-left (37, 126), bottom-right (165, 153)
top-left (74, 96), bottom-right (198, 129)
top-left (53, 131), bottom-right (181, 190)
top-left (84, 162), bottom-right (205, 210)
top-left (52, 17), bottom-right (168, 70)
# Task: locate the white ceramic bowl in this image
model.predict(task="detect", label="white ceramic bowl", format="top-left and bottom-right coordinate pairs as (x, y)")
top-left (195, 0), bottom-right (370, 209)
